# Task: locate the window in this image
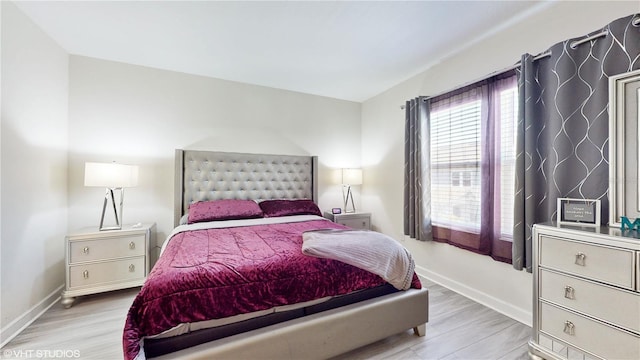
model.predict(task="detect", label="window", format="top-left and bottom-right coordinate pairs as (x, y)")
top-left (451, 171), bottom-right (473, 187)
top-left (427, 74), bottom-right (517, 261)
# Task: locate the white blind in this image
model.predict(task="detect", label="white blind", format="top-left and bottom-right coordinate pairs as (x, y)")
top-left (430, 98), bottom-right (482, 231)
top-left (499, 87), bottom-right (517, 238)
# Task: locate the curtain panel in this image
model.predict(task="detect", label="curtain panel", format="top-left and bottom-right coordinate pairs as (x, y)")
top-left (512, 14), bottom-right (640, 271)
top-left (404, 97), bottom-right (432, 241)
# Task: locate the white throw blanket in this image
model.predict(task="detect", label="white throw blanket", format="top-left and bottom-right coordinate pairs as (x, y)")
top-left (301, 229), bottom-right (415, 290)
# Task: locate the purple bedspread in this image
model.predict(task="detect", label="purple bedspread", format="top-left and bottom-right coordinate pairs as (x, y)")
top-left (123, 219), bottom-right (421, 359)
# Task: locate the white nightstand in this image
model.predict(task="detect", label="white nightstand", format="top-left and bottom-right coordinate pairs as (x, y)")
top-left (61, 223), bottom-right (157, 308)
top-left (324, 211), bottom-right (371, 230)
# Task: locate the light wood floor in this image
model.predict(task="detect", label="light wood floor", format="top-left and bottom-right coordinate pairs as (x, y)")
top-left (3, 279), bottom-right (531, 359)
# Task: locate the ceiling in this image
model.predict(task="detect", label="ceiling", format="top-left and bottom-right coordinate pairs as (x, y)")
top-left (14, 1), bottom-right (552, 102)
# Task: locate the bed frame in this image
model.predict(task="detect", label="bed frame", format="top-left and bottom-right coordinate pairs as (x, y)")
top-left (154, 149), bottom-right (428, 359)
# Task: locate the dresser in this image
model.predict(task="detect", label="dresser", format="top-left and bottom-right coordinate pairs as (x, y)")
top-left (61, 223), bottom-right (157, 308)
top-left (529, 223), bottom-right (640, 360)
top-left (324, 211), bottom-right (371, 230)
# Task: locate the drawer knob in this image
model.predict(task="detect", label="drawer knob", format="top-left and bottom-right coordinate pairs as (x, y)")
top-left (563, 320), bottom-right (575, 336)
top-left (129, 264), bottom-right (135, 272)
top-left (129, 242), bottom-right (136, 250)
top-left (564, 285), bottom-right (575, 300)
top-left (82, 246), bottom-right (89, 255)
top-left (574, 252), bottom-right (586, 266)
top-left (83, 270), bottom-right (89, 279)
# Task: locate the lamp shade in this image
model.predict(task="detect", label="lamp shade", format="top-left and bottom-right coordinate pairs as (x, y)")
top-left (84, 162), bottom-right (139, 188)
top-left (342, 168), bottom-right (362, 185)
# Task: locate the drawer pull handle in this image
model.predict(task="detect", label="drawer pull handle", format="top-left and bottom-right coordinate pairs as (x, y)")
top-left (574, 252), bottom-right (586, 266)
top-left (83, 270), bottom-right (89, 279)
top-left (563, 320), bottom-right (575, 336)
top-left (129, 242), bottom-right (136, 250)
top-left (83, 246), bottom-right (89, 255)
top-left (564, 286), bottom-right (575, 300)
top-left (129, 264), bottom-right (135, 272)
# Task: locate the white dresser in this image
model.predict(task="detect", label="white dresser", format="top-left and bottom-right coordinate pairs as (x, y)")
top-left (529, 223), bottom-right (640, 360)
top-left (61, 223), bottom-right (157, 308)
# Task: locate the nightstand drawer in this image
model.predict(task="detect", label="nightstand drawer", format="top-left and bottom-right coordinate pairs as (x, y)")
top-left (539, 235), bottom-right (635, 289)
top-left (324, 212), bottom-right (371, 230)
top-left (337, 218), bottom-right (370, 230)
top-left (69, 235), bottom-right (146, 263)
top-left (540, 269), bottom-right (640, 333)
top-left (540, 302), bottom-right (640, 360)
top-left (68, 257), bottom-right (145, 288)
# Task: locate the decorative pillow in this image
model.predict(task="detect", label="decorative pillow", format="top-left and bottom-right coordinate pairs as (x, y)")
top-left (259, 199), bottom-right (322, 218)
top-left (187, 199), bottom-right (263, 224)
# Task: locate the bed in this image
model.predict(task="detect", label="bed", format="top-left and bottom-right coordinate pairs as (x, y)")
top-left (123, 150), bottom-right (429, 359)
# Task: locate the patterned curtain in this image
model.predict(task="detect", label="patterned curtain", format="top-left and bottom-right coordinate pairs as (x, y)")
top-left (404, 97), bottom-right (432, 241)
top-left (513, 14), bottom-right (640, 271)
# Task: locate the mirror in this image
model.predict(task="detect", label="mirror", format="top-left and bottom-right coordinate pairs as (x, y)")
top-left (609, 68), bottom-right (640, 227)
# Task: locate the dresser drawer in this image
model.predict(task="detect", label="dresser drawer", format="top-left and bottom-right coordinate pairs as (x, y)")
top-left (68, 257), bottom-right (145, 288)
top-left (69, 234), bottom-right (146, 263)
top-left (637, 253), bottom-right (640, 291)
top-left (540, 302), bottom-right (640, 360)
top-left (539, 269), bottom-right (640, 333)
top-left (539, 235), bottom-right (635, 289)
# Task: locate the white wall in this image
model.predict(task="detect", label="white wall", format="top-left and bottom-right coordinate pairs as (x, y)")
top-left (0, 1), bottom-right (69, 344)
top-left (361, 1), bottom-right (640, 325)
top-left (68, 56), bottom-right (362, 241)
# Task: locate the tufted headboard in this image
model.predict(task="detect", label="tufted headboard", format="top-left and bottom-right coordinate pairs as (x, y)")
top-left (174, 149), bottom-right (318, 227)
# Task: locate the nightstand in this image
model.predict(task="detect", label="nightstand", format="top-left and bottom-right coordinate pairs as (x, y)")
top-left (61, 223), bottom-right (157, 308)
top-left (324, 211), bottom-right (371, 230)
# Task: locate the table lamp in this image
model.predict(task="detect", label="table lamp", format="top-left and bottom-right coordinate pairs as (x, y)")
top-left (342, 168), bottom-right (362, 213)
top-left (84, 162), bottom-right (139, 230)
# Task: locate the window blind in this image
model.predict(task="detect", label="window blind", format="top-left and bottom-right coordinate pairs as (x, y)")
top-left (430, 98), bottom-right (482, 231)
top-left (499, 87), bottom-right (517, 238)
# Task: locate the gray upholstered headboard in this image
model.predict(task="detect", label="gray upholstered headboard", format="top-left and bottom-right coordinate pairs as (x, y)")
top-left (174, 149), bottom-right (318, 226)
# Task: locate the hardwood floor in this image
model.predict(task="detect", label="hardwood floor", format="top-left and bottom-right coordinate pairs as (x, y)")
top-left (2, 288), bottom-right (138, 359)
top-left (2, 279), bottom-right (531, 359)
top-left (332, 280), bottom-right (531, 360)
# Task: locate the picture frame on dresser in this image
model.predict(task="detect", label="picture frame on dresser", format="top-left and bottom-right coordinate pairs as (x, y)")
top-left (609, 68), bottom-right (640, 227)
top-left (556, 198), bottom-right (600, 227)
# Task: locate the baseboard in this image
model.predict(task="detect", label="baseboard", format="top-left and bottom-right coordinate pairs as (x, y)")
top-left (414, 265), bottom-right (532, 327)
top-left (0, 284), bottom-right (64, 348)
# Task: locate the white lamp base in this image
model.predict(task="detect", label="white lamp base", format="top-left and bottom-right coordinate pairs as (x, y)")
top-left (99, 187), bottom-right (124, 231)
top-left (343, 185), bottom-right (356, 213)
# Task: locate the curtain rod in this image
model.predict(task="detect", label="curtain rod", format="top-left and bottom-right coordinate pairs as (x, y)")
top-left (570, 30), bottom-right (607, 49)
top-left (400, 16), bottom-right (640, 110)
top-left (399, 51), bottom-right (551, 110)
